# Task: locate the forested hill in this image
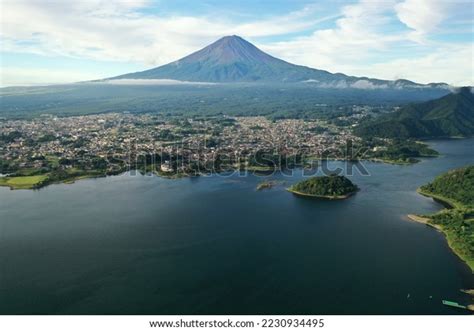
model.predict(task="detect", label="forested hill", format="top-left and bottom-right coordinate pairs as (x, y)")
top-left (288, 175), bottom-right (358, 198)
top-left (416, 165), bottom-right (474, 271)
top-left (355, 87), bottom-right (474, 139)
top-left (420, 166), bottom-right (474, 207)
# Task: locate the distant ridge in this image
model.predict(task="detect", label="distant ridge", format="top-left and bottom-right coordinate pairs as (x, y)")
top-left (355, 87), bottom-right (474, 138)
top-left (108, 35), bottom-right (449, 89)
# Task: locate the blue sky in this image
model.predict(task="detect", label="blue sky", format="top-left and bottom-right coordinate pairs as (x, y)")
top-left (1, 0), bottom-right (473, 86)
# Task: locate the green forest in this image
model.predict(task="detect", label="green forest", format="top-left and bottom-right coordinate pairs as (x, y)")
top-left (355, 87), bottom-right (474, 139)
top-left (289, 174), bottom-right (358, 198)
top-left (417, 165), bottom-right (474, 271)
top-left (0, 83), bottom-right (447, 120)
top-left (420, 166), bottom-right (474, 207)
top-left (362, 139), bottom-right (439, 164)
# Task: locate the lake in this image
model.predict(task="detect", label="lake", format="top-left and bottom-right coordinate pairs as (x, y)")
top-left (0, 139), bottom-right (473, 314)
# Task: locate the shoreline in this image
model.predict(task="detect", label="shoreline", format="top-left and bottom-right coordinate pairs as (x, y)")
top-left (368, 158), bottom-right (417, 165)
top-left (0, 154), bottom-right (441, 191)
top-left (406, 214), bottom-right (442, 231)
top-left (407, 188), bottom-right (474, 273)
top-left (407, 212), bottom-right (473, 273)
top-left (416, 188), bottom-right (460, 209)
top-left (286, 188), bottom-right (354, 200)
top-left (0, 173), bottom-right (106, 190)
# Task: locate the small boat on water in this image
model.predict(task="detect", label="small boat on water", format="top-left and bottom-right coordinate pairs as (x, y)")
top-left (442, 300), bottom-right (467, 309)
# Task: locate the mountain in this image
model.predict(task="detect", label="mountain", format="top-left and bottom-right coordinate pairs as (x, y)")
top-left (355, 87), bottom-right (474, 138)
top-left (108, 35), bottom-right (447, 88)
top-left (0, 36), bottom-right (454, 119)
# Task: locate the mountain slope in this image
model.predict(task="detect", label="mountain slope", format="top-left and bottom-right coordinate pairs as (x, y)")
top-left (355, 87), bottom-right (474, 138)
top-left (112, 36), bottom-right (344, 83)
top-left (0, 83), bottom-right (450, 119)
top-left (109, 36), bottom-right (444, 88)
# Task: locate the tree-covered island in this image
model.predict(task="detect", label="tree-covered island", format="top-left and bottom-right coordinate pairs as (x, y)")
top-left (408, 165), bottom-right (474, 272)
top-left (287, 174), bottom-right (358, 200)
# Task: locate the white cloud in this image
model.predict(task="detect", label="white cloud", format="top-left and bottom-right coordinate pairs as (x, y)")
top-left (261, 1), bottom-right (404, 73)
top-left (394, 0), bottom-right (467, 43)
top-left (261, 0), bottom-right (473, 85)
top-left (351, 44), bottom-right (474, 86)
top-left (99, 79), bottom-right (217, 86)
top-left (0, 66), bottom-right (103, 87)
top-left (351, 80), bottom-right (388, 89)
top-left (0, 0), bottom-right (329, 66)
top-left (1, 0), bottom-right (472, 86)
top-left (395, 0), bottom-right (448, 33)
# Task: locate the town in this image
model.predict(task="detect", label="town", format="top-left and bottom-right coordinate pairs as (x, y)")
top-left (0, 111), bottom-right (360, 176)
top-left (0, 106), bottom-right (436, 189)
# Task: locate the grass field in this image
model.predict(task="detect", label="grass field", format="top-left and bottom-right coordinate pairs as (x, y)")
top-left (0, 175), bottom-right (48, 189)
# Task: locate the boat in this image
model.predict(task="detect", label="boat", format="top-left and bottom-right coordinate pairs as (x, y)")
top-left (442, 300), bottom-right (467, 309)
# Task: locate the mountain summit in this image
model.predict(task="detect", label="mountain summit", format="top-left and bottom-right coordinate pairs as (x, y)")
top-left (111, 35), bottom-right (336, 83)
top-left (109, 36), bottom-right (447, 88)
top-left (180, 35), bottom-right (279, 66)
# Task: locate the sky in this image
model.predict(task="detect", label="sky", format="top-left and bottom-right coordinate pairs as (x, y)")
top-left (0, 0), bottom-right (473, 87)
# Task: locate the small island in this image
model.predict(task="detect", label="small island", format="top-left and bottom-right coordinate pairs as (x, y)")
top-left (408, 165), bottom-right (474, 273)
top-left (256, 180), bottom-right (276, 191)
top-left (287, 174), bottom-right (358, 200)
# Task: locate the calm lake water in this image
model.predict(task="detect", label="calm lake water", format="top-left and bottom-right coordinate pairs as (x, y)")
top-left (1, 139), bottom-right (473, 314)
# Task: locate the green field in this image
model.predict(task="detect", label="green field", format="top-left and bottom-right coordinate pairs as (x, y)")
top-left (0, 175), bottom-right (48, 189)
top-left (0, 166), bottom-right (113, 190)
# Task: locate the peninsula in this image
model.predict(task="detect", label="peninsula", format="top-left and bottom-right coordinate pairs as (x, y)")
top-left (287, 174), bottom-right (358, 200)
top-left (408, 165), bottom-right (474, 272)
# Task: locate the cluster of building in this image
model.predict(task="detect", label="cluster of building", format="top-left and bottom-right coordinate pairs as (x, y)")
top-left (0, 113), bottom-right (362, 175)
